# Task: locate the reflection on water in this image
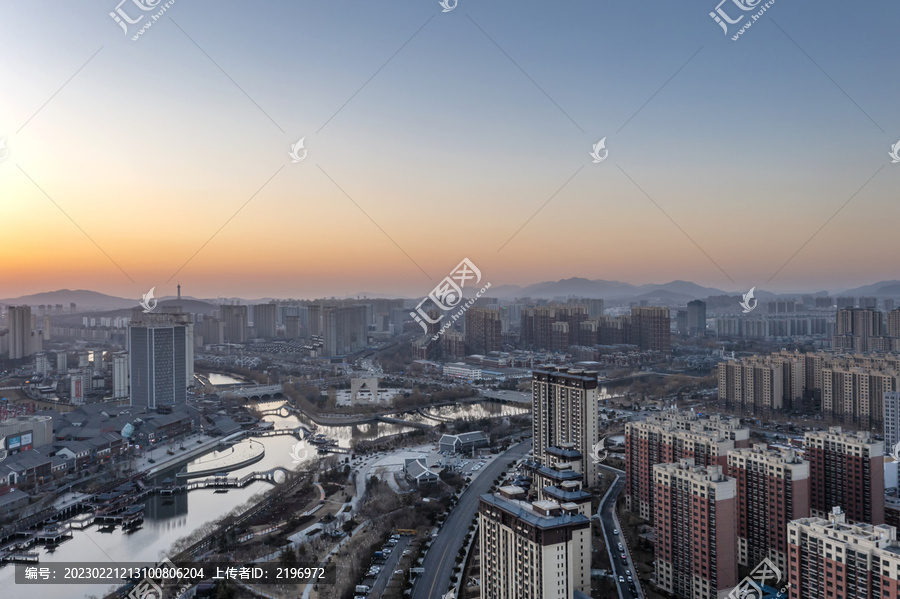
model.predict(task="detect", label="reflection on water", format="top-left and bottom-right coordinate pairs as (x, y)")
top-left (0, 415), bottom-right (315, 599)
top-left (262, 411), bottom-right (418, 448)
top-left (0, 401), bottom-right (485, 599)
top-left (206, 373), bottom-right (244, 386)
top-left (400, 401), bottom-right (531, 423)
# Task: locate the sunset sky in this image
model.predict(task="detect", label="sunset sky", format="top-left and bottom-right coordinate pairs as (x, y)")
top-left (1, 0), bottom-right (898, 300)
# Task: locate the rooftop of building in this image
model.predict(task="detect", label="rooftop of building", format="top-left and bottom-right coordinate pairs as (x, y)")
top-left (790, 509), bottom-right (897, 549)
top-left (481, 490), bottom-right (590, 530)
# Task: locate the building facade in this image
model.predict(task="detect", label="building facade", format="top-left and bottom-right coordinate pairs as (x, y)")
top-left (727, 444), bottom-right (810, 573)
top-left (787, 509), bottom-right (900, 599)
top-left (625, 409), bottom-right (749, 522)
top-left (653, 460), bottom-right (738, 599)
top-left (806, 427), bottom-right (885, 525)
top-left (532, 367), bottom-right (600, 488)
top-left (479, 486), bottom-right (591, 599)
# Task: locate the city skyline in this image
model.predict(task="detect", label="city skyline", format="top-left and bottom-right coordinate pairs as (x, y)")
top-left (1, 2), bottom-right (899, 301)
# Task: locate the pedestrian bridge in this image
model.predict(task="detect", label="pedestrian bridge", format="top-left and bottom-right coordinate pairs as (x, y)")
top-left (222, 384), bottom-right (284, 400)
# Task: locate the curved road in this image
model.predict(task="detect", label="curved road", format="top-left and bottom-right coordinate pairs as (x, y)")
top-left (412, 439), bottom-right (532, 599)
top-left (597, 463), bottom-right (643, 599)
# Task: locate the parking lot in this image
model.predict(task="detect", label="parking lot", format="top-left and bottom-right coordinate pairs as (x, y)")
top-left (355, 533), bottom-right (411, 598)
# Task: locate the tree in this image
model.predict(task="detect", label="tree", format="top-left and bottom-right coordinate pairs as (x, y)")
top-left (279, 546), bottom-right (298, 565)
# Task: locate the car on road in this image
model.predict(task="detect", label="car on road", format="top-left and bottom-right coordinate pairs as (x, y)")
top-left (618, 576), bottom-right (625, 583)
top-left (613, 529), bottom-right (619, 535)
top-left (620, 553), bottom-right (627, 560)
top-left (617, 543), bottom-right (624, 551)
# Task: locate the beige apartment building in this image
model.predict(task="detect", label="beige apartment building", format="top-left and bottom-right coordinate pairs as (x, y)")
top-left (479, 486), bottom-right (591, 599)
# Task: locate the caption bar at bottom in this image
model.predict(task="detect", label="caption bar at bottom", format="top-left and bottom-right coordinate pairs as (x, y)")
top-left (15, 562), bottom-right (335, 585)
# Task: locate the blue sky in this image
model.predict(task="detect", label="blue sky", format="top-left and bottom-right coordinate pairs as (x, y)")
top-left (0, 0), bottom-right (898, 299)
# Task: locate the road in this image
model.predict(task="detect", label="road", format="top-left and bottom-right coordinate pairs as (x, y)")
top-left (368, 536), bottom-right (411, 597)
top-left (411, 439), bottom-right (532, 599)
top-left (597, 463), bottom-right (643, 599)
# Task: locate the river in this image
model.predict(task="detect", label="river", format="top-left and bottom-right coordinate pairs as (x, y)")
top-left (0, 409), bottom-right (424, 599)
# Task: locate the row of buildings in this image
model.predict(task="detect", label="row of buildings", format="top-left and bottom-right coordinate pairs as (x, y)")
top-left (833, 307), bottom-right (900, 353)
top-left (478, 367), bottom-right (900, 599)
top-left (624, 410), bottom-right (890, 599)
top-left (718, 350), bottom-right (900, 427)
top-left (520, 306), bottom-right (671, 353)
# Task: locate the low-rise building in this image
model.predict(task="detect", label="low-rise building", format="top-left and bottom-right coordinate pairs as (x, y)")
top-left (403, 457), bottom-right (439, 486)
top-left (438, 431), bottom-right (489, 455)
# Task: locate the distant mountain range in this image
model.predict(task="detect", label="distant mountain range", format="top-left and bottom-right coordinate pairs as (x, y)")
top-left (485, 279), bottom-right (730, 301)
top-left (4, 279), bottom-right (900, 311)
top-left (839, 280), bottom-right (900, 298)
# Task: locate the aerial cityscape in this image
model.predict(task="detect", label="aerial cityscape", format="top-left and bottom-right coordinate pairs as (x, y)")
top-left (1, 1), bottom-right (899, 599)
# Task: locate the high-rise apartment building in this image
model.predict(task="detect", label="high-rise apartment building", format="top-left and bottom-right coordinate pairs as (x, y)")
top-left (221, 304), bottom-right (248, 343)
top-left (727, 444), bottom-right (810, 573)
top-left (308, 304), bottom-right (322, 337)
top-left (787, 508), bottom-right (900, 599)
top-left (834, 307), bottom-right (886, 352)
top-left (886, 391), bottom-right (900, 455)
top-left (625, 409), bottom-right (749, 521)
top-left (719, 350), bottom-right (900, 425)
top-left (889, 309), bottom-right (900, 339)
top-left (199, 315), bottom-right (225, 345)
top-left (284, 315), bottom-right (302, 339)
top-left (128, 312), bottom-right (192, 410)
top-left (56, 352), bottom-right (67, 373)
top-left (687, 300), bottom-right (707, 336)
top-left (112, 351), bottom-right (129, 399)
top-left (630, 306), bottom-right (671, 352)
top-left (806, 427), bottom-right (884, 524)
top-left (465, 308), bottom-right (502, 354)
top-left (69, 368), bottom-right (91, 404)
top-left (654, 460), bottom-right (738, 599)
top-left (253, 303), bottom-right (277, 339)
top-left (479, 485), bottom-right (591, 599)
top-left (322, 305), bottom-right (368, 357)
top-left (531, 367), bottom-right (600, 488)
top-left (34, 352), bottom-right (50, 377)
top-left (441, 329), bottom-right (465, 361)
top-left (8, 306), bottom-right (34, 359)
top-left (822, 364), bottom-right (898, 429)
